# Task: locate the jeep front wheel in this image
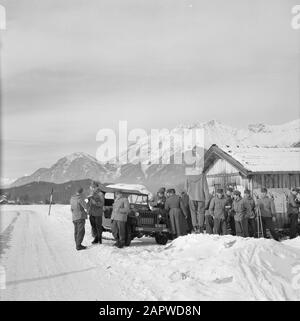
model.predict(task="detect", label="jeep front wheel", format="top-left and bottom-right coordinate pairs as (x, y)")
top-left (155, 233), bottom-right (168, 245)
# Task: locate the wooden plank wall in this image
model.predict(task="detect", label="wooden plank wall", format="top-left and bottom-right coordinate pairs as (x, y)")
top-left (252, 174), bottom-right (300, 189)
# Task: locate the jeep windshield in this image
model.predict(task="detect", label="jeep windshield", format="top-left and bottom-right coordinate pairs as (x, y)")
top-left (104, 192), bottom-right (148, 205)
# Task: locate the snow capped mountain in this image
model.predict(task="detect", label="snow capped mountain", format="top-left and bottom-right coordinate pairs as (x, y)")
top-left (178, 118), bottom-right (300, 148)
top-left (0, 177), bottom-right (16, 188)
top-left (10, 152), bottom-right (116, 187)
top-left (8, 119), bottom-right (300, 190)
top-left (244, 119), bottom-right (300, 147)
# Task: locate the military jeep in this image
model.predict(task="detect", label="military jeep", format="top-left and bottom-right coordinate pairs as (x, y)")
top-left (100, 185), bottom-right (171, 245)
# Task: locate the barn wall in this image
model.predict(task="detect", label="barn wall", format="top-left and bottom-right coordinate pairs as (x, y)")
top-left (251, 173), bottom-right (300, 189)
top-left (206, 158), bottom-right (251, 191)
top-left (206, 158), bottom-right (240, 176)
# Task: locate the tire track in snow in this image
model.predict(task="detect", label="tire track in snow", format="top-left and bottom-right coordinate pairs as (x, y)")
top-left (1, 209), bottom-right (130, 300)
top-left (0, 211), bottom-right (20, 257)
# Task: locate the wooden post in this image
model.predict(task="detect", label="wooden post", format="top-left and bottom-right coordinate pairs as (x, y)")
top-left (48, 188), bottom-right (53, 216)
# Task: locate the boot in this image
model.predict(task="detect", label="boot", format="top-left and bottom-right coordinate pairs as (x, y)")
top-left (76, 245), bottom-right (87, 251)
top-left (98, 236), bottom-right (102, 244)
top-left (117, 242), bottom-right (125, 248)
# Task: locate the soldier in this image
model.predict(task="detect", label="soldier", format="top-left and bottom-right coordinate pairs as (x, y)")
top-left (185, 173), bottom-right (210, 234)
top-left (205, 192), bottom-right (215, 234)
top-left (225, 187), bottom-right (235, 235)
top-left (150, 187), bottom-right (166, 210)
top-left (257, 188), bottom-right (279, 241)
top-left (180, 191), bottom-right (193, 233)
top-left (287, 187), bottom-right (300, 239)
top-left (111, 190), bottom-right (130, 248)
top-left (243, 189), bottom-right (256, 237)
top-left (165, 189), bottom-right (187, 238)
top-left (70, 187), bottom-right (88, 251)
top-left (209, 189), bottom-right (227, 235)
top-left (88, 181), bottom-right (105, 244)
top-left (232, 190), bottom-right (250, 237)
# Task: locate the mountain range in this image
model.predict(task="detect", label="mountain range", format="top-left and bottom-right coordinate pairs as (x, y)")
top-left (6, 119), bottom-right (300, 193)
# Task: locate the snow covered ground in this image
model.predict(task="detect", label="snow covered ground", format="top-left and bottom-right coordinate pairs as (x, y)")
top-left (1, 205), bottom-right (300, 301)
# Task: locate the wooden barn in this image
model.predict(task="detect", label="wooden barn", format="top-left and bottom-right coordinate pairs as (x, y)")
top-left (203, 144), bottom-right (300, 227)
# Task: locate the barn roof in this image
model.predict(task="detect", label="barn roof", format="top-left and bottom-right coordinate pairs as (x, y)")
top-left (204, 145), bottom-right (300, 175)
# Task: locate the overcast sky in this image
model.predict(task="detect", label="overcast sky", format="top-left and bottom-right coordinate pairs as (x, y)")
top-left (1, 0), bottom-right (300, 181)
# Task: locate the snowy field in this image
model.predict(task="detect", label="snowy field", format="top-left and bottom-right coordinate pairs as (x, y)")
top-left (0, 205), bottom-right (300, 301)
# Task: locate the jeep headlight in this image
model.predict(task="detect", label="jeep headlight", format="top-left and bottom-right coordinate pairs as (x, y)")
top-left (135, 212), bottom-right (140, 217)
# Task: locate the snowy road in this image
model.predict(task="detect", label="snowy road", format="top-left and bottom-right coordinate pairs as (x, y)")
top-left (1, 205), bottom-right (300, 301)
top-left (0, 206), bottom-right (137, 300)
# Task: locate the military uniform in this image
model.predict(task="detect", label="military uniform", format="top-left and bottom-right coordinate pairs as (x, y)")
top-left (209, 196), bottom-right (227, 235)
top-left (165, 194), bottom-right (187, 238)
top-left (70, 192), bottom-right (88, 250)
top-left (257, 196), bottom-right (279, 241)
top-left (111, 196), bottom-right (130, 247)
top-left (88, 190), bottom-right (104, 244)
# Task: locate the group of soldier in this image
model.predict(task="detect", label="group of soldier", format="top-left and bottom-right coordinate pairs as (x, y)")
top-left (70, 178), bottom-right (300, 250)
top-left (70, 181), bottom-right (130, 250)
top-left (150, 179), bottom-right (300, 242)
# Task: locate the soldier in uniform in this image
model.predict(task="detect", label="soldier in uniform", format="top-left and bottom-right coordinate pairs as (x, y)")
top-left (257, 188), bottom-right (279, 241)
top-left (165, 189), bottom-right (187, 238)
top-left (243, 189), bottom-right (256, 237)
top-left (287, 187), bottom-right (300, 239)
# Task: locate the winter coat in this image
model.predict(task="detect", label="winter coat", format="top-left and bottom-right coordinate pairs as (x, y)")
top-left (88, 191), bottom-right (104, 217)
top-left (165, 195), bottom-right (187, 236)
top-left (180, 193), bottom-right (191, 218)
top-left (70, 193), bottom-right (88, 221)
top-left (257, 196), bottom-right (276, 218)
top-left (209, 196), bottom-right (227, 219)
top-left (185, 174), bottom-right (209, 203)
top-left (205, 194), bottom-right (214, 217)
top-left (165, 194), bottom-right (184, 213)
top-left (287, 193), bottom-right (300, 215)
top-left (111, 196), bottom-right (130, 222)
top-left (225, 195), bottom-right (233, 215)
top-left (232, 197), bottom-right (251, 221)
top-left (243, 196), bottom-right (256, 219)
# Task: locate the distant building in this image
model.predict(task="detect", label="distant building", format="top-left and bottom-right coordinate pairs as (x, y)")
top-left (0, 195), bottom-right (8, 204)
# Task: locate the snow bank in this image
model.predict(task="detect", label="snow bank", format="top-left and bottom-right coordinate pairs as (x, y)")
top-left (97, 234), bottom-right (300, 300)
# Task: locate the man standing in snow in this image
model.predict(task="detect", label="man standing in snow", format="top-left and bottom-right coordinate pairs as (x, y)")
top-left (257, 188), bottom-right (279, 241)
top-left (243, 189), bottom-right (256, 238)
top-left (180, 191), bottom-right (193, 233)
top-left (225, 187), bottom-right (235, 235)
top-left (88, 181), bottom-right (104, 244)
top-left (111, 190), bottom-right (130, 248)
top-left (185, 171), bottom-right (210, 233)
top-left (165, 189), bottom-right (187, 238)
top-left (205, 192), bottom-right (215, 234)
top-left (209, 189), bottom-right (227, 235)
top-left (232, 190), bottom-right (250, 237)
top-left (287, 188), bottom-right (300, 239)
top-left (70, 187), bottom-right (88, 251)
